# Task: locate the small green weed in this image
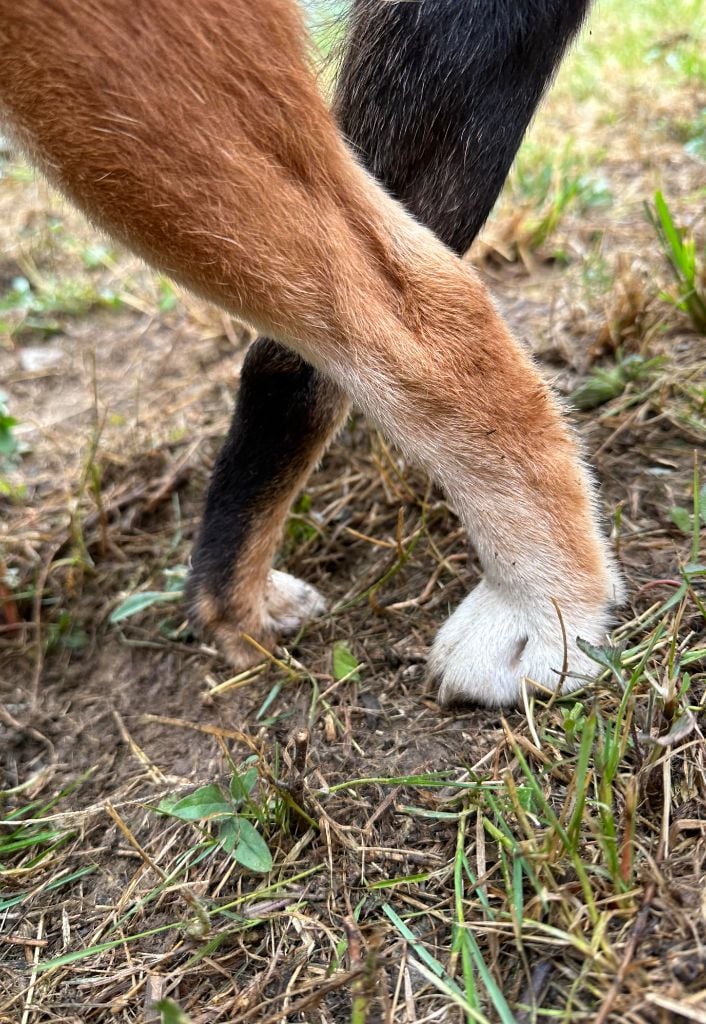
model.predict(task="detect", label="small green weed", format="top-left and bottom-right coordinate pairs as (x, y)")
top-left (511, 146), bottom-right (612, 250)
top-left (155, 1001), bottom-right (193, 1024)
top-left (0, 390), bottom-right (27, 500)
top-left (332, 640), bottom-right (360, 682)
top-left (0, 390), bottom-right (23, 469)
top-left (671, 106), bottom-right (706, 159)
top-left (0, 273), bottom-right (122, 339)
top-left (46, 608), bottom-right (89, 653)
top-left (647, 189), bottom-right (706, 333)
top-left (571, 351), bottom-right (666, 410)
top-left (284, 491), bottom-right (321, 550)
top-left (670, 480), bottom-right (706, 537)
top-left (158, 764), bottom-right (273, 874)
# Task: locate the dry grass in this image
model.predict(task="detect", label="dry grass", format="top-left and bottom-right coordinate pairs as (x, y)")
top-left (1, 2), bottom-right (705, 1021)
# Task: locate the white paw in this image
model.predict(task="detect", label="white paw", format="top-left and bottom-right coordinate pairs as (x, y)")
top-left (428, 580), bottom-right (612, 708)
top-left (263, 569), bottom-right (327, 634)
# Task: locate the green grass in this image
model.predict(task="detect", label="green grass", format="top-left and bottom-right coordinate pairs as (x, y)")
top-left (505, 145), bottom-right (612, 251)
top-left (571, 352), bottom-right (667, 410)
top-left (0, 272), bottom-right (123, 340)
top-left (647, 189), bottom-right (706, 333)
top-left (0, 775), bottom-right (94, 905)
top-left (556, 0), bottom-right (706, 101)
top-left (0, 391), bottom-right (27, 504)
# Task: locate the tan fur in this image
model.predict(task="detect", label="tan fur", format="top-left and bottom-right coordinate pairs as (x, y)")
top-left (0, 0), bottom-right (623, 704)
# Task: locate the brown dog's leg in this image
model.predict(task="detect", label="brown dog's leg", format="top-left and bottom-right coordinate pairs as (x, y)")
top-left (0, 0), bottom-right (622, 705)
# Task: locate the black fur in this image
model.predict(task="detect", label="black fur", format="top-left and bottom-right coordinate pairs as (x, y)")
top-left (189, 0), bottom-right (593, 619)
top-left (337, 0), bottom-right (592, 253)
top-left (187, 339), bottom-right (344, 604)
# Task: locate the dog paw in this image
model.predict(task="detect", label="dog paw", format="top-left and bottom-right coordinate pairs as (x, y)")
top-left (262, 569), bottom-right (327, 633)
top-left (428, 580), bottom-right (613, 708)
top-left (190, 569), bottom-right (326, 668)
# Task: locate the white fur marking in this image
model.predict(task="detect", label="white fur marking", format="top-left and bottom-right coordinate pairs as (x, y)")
top-left (428, 579), bottom-right (614, 707)
top-left (263, 568), bottom-right (327, 634)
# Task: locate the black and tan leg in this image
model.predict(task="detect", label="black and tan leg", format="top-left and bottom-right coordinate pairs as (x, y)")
top-left (187, 339), bottom-right (348, 665)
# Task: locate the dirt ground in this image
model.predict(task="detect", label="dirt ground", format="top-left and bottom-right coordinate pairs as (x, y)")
top-left (1, 4), bottom-right (705, 1022)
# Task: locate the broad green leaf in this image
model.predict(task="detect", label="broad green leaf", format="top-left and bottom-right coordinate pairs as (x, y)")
top-left (155, 1000), bottom-right (193, 1024)
top-left (219, 816), bottom-right (239, 854)
top-left (233, 818), bottom-right (272, 873)
top-left (164, 784), bottom-right (232, 821)
top-left (230, 768), bottom-right (258, 804)
top-left (110, 589), bottom-right (181, 623)
top-left (669, 505), bottom-right (692, 534)
top-left (576, 637), bottom-right (623, 677)
top-left (332, 640), bottom-right (360, 681)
